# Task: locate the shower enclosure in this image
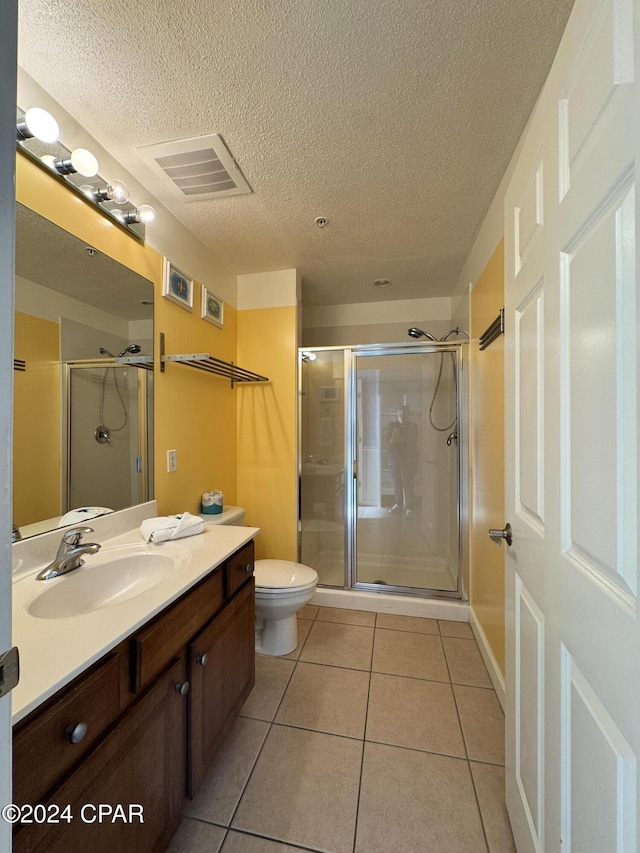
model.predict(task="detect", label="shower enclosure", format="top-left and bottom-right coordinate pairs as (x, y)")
top-left (299, 342), bottom-right (466, 599)
top-left (64, 359), bottom-right (153, 512)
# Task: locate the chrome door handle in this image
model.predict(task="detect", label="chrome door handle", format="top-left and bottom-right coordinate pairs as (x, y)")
top-left (489, 523), bottom-right (512, 547)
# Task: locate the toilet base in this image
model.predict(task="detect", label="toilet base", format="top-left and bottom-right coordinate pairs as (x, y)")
top-left (255, 613), bottom-right (298, 656)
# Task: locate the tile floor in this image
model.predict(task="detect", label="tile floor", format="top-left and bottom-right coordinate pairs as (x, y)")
top-left (168, 605), bottom-right (516, 853)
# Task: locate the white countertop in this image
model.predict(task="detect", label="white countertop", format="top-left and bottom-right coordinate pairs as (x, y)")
top-left (12, 506), bottom-right (258, 725)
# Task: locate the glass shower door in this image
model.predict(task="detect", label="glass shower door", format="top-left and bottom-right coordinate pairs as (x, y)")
top-left (353, 348), bottom-right (460, 594)
top-left (299, 350), bottom-right (347, 585)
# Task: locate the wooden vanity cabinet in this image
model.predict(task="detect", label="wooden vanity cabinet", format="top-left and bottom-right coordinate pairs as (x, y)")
top-left (188, 579), bottom-right (255, 794)
top-left (13, 540), bottom-right (255, 853)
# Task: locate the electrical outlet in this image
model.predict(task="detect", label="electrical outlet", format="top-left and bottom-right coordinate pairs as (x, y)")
top-left (167, 449), bottom-right (177, 473)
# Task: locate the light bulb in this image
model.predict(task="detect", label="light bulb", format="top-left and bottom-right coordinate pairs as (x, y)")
top-left (136, 204), bottom-right (156, 224)
top-left (18, 107), bottom-right (59, 143)
top-left (70, 148), bottom-right (99, 177)
top-left (40, 154), bottom-right (57, 170)
top-left (79, 184), bottom-right (96, 198)
top-left (105, 180), bottom-right (130, 204)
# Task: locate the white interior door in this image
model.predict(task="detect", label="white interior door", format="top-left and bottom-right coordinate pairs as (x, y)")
top-left (0, 3), bottom-right (18, 849)
top-left (504, 0), bottom-right (639, 850)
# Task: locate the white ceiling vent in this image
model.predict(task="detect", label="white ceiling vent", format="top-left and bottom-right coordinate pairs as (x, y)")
top-left (135, 133), bottom-right (252, 201)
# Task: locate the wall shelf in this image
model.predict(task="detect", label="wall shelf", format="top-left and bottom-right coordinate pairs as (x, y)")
top-left (159, 333), bottom-right (268, 387)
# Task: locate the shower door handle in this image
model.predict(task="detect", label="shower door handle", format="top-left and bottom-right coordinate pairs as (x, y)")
top-left (489, 523), bottom-right (512, 547)
top-left (352, 460), bottom-right (358, 479)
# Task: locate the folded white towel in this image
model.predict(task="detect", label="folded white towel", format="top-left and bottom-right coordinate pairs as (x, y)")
top-left (140, 512), bottom-right (204, 543)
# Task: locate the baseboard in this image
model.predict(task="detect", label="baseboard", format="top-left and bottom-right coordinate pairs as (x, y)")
top-left (311, 587), bottom-right (470, 622)
top-left (469, 607), bottom-right (506, 710)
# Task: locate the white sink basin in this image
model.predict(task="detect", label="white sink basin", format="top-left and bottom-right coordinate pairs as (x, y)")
top-left (27, 542), bottom-right (190, 619)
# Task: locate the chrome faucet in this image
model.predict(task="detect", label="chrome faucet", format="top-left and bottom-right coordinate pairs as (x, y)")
top-left (36, 526), bottom-right (101, 581)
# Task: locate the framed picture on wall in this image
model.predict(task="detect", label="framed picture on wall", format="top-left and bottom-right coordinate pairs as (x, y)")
top-left (201, 285), bottom-right (224, 328)
top-left (321, 386), bottom-right (340, 402)
top-left (162, 259), bottom-right (193, 311)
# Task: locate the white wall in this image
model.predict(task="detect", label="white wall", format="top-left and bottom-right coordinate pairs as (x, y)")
top-left (17, 69), bottom-right (239, 308)
top-left (302, 296), bottom-right (454, 346)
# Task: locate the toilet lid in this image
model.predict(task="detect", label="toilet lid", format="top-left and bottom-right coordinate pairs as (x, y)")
top-left (254, 559), bottom-right (318, 589)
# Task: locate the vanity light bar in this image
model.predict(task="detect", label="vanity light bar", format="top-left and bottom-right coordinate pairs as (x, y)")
top-left (16, 106), bottom-right (158, 239)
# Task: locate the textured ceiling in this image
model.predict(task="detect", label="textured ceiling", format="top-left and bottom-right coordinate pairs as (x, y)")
top-left (18, 0), bottom-right (575, 306)
top-left (15, 203), bottom-right (154, 320)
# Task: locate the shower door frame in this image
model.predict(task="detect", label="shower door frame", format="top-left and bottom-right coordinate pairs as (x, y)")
top-left (298, 341), bottom-right (469, 601)
top-left (63, 359), bottom-right (152, 513)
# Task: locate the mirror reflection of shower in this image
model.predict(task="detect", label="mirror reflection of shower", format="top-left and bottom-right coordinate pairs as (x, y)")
top-left (94, 344), bottom-right (141, 444)
top-left (408, 327), bottom-right (469, 441)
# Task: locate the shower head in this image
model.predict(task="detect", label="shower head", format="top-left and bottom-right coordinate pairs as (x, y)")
top-left (117, 344), bottom-right (142, 358)
top-left (408, 327), bottom-right (438, 341)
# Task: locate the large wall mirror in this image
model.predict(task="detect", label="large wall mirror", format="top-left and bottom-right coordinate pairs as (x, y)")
top-left (14, 203), bottom-right (154, 539)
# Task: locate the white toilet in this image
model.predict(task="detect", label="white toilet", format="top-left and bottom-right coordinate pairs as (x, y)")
top-left (201, 507), bottom-right (319, 656)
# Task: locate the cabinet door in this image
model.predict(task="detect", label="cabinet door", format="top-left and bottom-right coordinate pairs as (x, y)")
top-left (14, 657), bottom-right (187, 853)
top-left (188, 581), bottom-right (255, 795)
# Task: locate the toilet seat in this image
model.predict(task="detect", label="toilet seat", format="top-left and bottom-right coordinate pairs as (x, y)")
top-left (254, 559), bottom-right (318, 591)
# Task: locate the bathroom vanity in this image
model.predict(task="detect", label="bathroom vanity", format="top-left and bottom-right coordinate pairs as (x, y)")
top-left (11, 510), bottom-right (258, 852)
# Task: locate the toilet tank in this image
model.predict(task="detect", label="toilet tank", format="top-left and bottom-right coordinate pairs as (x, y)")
top-left (199, 505), bottom-right (245, 526)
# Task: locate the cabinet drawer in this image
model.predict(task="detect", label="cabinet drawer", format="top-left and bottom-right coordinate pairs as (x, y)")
top-left (226, 540), bottom-right (254, 598)
top-left (13, 653), bottom-right (121, 806)
top-left (131, 567), bottom-right (224, 693)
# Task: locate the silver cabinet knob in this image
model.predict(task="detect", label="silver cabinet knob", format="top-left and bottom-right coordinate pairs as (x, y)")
top-left (489, 523), bottom-right (513, 547)
top-left (196, 653), bottom-right (208, 666)
top-left (242, 564), bottom-right (252, 573)
top-left (66, 722), bottom-right (88, 744)
top-left (175, 681), bottom-right (190, 696)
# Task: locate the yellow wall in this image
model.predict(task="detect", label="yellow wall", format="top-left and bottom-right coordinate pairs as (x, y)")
top-left (13, 312), bottom-right (60, 525)
top-left (469, 240), bottom-right (506, 674)
top-left (236, 306), bottom-right (298, 560)
top-left (16, 152), bottom-right (238, 518)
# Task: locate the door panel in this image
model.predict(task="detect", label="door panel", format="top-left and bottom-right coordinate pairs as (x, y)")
top-left (505, 0), bottom-right (640, 850)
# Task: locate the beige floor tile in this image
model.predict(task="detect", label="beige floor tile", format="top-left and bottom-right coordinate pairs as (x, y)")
top-left (276, 662), bottom-right (369, 738)
top-left (455, 685), bottom-right (505, 765)
top-left (372, 628), bottom-right (449, 682)
top-left (315, 606), bottom-right (376, 626)
top-left (376, 612), bottom-right (440, 635)
top-left (221, 830), bottom-right (309, 852)
top-left (185, 717), bottom-right (270, 826)
top-left (443, 637), bottom-right (493, 687)
top-left (167, 818), bottom-right (226, 853)
top-left (366, 673), bottom-right (465, 757)
top-left (298, 604), bottom-right (319, 621)
top-left (356, 742), bottom-right (486, 853)
top-left (439, 619), bottom-right (475, 639)
top-left (470, 763), bottom-right (517, 853)
top-left (299, 621), bottom-right (374, 670)
top-left (232, 726), bottom-right (362, 853)
top-left (281, 618), bottom-right (313, 661)
top-left (240, 656), bottom-right (296, 722)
